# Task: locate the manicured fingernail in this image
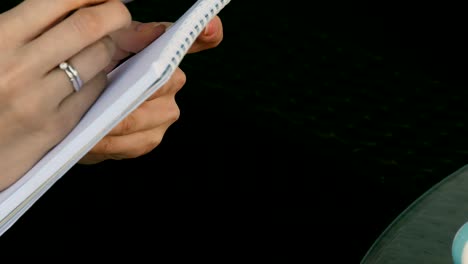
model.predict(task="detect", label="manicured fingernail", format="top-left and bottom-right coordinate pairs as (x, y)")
top-left (136, 22), bottom-right (166, 34)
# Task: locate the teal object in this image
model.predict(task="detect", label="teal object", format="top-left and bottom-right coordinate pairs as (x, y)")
top-left (453, 222), bottom-right (468, 264)
top-left (360, 165), bottom-right (468, 263)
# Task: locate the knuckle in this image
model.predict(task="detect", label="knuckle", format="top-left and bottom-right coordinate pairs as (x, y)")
top-left (112, 1), bottom-right (132, 27)
top-left (100, 0), bottom-right (132, 29)
top-left (145, 135), bottom-right (163, 155)
top-left (67, 1), bottom-right (131, 38)
top-left (98, 36), bottom-right (116, 64)
top-left (71, 8), bottom-right (104, 38)
top-left (128, 134), bottom-right (162, 158)
top-left (173, 70), bottom-right (187, 89)
top-left (90, 136), bottom-right (115, 155)
top-left (119, 114), bottom-right (137, 135)
top-left (168, 102), bottom-right (181, 123)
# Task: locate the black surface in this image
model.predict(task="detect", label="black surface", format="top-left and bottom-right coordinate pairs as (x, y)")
top-left (0, 0), bottom-right (467, 261)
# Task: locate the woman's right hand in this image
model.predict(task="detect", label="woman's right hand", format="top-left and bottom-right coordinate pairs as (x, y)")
top-left (0, 0), bottom-right (131, 191)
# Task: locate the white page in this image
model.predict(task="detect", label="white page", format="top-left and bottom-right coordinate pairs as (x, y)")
top-left (0, 0), bottom-right (231, 236)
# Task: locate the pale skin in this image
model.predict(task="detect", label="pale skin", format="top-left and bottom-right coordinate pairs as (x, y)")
top-left (0, 0), bottom-right (224, 190)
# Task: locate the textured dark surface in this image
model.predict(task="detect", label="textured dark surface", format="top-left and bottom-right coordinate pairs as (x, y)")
top-left (361, 165), bottom-right (468, 264)
top-left (0, 0), bottom-right (466, 261)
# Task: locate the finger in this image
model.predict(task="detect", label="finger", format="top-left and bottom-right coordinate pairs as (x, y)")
top-left (148, 67), bottom-right (186, 100)
top-left (103, 46), bottom-right (132, 73)
top-left (22, 0), bottom-right (131, 74)
top-left (88, 124), bottom-right (172, 159)
top-left (109, 21), bottom-right (166, 54)
top-left (107, 96), bottom-right (180, 136)
top-left (43, 36), bottom-right (116, 99)
top-left (187, 16), bottom-right (223, 54)
top-left (137, 18), bottom-right (222, 54)
top-left (0, 0), bottom-right (109, 48)
top-left (102, 21), bottom-right (167, 73)
top-left (56, 72), bottom-right (108, 130)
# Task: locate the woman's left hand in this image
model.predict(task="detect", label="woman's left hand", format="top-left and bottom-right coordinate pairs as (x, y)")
top-left (79, 16), bottom-right (223, 164)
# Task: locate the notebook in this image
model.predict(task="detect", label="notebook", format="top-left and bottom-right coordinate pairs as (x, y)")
top-left (0, 0), bottom-right (231, 236)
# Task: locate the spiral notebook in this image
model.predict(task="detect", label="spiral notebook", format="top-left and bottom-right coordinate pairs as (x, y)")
top-left (0, 0), bottom-right (231, 236)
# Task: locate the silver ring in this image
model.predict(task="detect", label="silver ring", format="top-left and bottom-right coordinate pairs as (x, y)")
top-left (59, 62), bottom-right (83, 92)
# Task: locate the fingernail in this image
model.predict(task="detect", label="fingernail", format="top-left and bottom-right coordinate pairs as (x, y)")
top-left (136, 22), bottom-right (166, 34)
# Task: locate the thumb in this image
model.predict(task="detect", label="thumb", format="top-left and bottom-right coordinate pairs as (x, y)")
top-left (109, 21), bottom-right (167, 54)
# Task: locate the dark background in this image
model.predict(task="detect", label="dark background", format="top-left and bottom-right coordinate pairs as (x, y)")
top-left (0, 0), bottom-right (466, 261)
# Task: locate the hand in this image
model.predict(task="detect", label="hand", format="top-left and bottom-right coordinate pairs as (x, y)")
top-left (0, 0), bottom-right (131, 190)
top-left (79, 16), bottom-right (224, 164)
